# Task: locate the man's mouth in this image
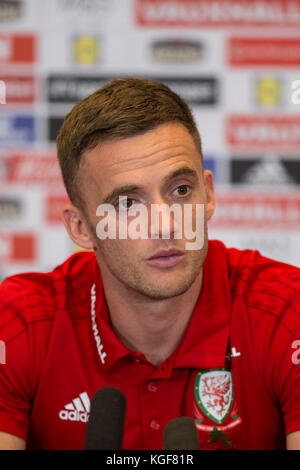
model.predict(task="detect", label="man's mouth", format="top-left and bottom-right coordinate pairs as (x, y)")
top-left (146, 249), bottom-right (185, 268)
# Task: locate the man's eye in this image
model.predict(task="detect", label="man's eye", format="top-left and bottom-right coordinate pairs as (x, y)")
top-left (118, 197), bottom-right (134, 209)
top-left (174, 185), bottom-right (190, 196)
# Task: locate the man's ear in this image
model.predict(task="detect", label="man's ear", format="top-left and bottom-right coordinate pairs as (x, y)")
top-left (62, 203), bottom-right (95, 251)
top-left (203, 169), bottom-right (215, 221)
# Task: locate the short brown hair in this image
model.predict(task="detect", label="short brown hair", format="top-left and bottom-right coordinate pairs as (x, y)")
top-left (56, 77), bottom-right (203, 207)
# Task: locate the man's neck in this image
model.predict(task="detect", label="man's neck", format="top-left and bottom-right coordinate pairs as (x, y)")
top-left (97, 263), bottom-right (203, 367)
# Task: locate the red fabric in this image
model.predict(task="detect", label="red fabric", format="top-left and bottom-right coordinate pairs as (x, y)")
top-left (0, 239), bottom-right (300, 449)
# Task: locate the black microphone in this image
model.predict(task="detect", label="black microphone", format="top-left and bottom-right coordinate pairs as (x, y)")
top-left (163, 416), bottom-right (200, 450)
top-left (84, 387), bottom-right (126, 450)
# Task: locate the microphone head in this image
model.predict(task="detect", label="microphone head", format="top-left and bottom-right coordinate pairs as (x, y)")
top-left (85, 387), bottom-right (126, 450)
top-left (163, 416), bottom-right (200, 450)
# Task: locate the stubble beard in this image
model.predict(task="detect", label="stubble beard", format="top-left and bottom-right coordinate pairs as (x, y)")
top-left (93, 231), bottom-right (209, 302)
top-left (84, 208), bottom-right (209, 300)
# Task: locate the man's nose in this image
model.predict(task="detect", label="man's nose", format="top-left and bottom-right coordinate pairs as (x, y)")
top-left (148, 200), bottom-right (181, 240)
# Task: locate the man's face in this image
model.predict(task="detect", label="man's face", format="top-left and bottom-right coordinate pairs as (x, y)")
top-left (78, 122), bottom-right (214, 300)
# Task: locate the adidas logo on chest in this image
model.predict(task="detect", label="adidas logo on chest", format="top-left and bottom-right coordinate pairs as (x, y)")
top-left (59, 392), bottom-right (90, 422)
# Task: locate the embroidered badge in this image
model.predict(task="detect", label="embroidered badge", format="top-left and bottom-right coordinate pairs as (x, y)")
top-left (193, 368), bottom-right (242, 441)
top-left (194, 368), bottom-right (233, 424)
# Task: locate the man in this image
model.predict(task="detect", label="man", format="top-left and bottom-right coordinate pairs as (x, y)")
top-left (0, 77), bottom-right (300, 450)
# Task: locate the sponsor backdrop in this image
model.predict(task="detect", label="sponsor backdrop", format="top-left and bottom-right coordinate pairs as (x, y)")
top-left (0, 0), bottom-right (300, 280)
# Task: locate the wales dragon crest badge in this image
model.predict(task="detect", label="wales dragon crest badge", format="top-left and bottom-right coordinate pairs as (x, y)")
top-left (194, 368), bottom-right (233, 424)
